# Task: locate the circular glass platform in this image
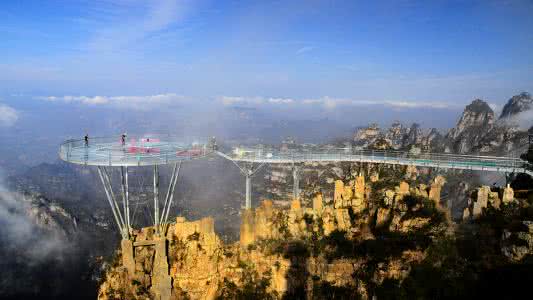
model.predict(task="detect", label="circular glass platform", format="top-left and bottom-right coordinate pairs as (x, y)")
top-left (59, 135), bottom-right (212, 166)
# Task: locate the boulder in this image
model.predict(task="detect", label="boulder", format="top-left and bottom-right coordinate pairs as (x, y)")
top-left (502, 221), bottom-right (533, 262)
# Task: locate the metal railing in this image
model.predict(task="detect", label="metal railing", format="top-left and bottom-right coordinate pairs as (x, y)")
top-left (224, 146), bottom-right (530, 173)
top-left (59, 135), bottom-right (212, 166)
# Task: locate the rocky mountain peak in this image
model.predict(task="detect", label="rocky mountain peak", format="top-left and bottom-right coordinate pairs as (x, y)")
top-left (466, 99), bottom-right (494, 114)
top-left (446, 99), bottom-right (495, 153)
top-left (402, 123), bottom-right (422, 147)
top-left (500, 92), bottom-right (532, 119)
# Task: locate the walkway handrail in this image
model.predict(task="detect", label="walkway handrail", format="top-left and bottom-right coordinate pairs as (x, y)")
top-left (219, 146), bottom-right (531, 174)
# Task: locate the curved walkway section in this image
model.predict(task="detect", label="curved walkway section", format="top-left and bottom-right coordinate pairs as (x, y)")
top-left (59, 135), bottom-right (211, 166)
top-left (219, 147), bottom-right (532, 175)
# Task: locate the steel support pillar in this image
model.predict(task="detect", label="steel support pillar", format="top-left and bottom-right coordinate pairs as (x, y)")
top-left (292, 165), bottom-right (301, 200)
top-left (102, 168), bottom-right (126, 232)
top-left (234, 163), bottom-right (265, 210)
top-left (97, 166), bottom-right (127, 239)
top-left (245, 171), bottom-right (252, 209)
top-left (153, 165), bottom-right (160, 233)
top-left (120, 166), bottom-right (130, 233)
top-left (161, 162), bottom-right (181, 228)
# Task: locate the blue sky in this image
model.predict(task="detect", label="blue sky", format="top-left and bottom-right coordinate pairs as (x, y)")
top-left (0, 0), bottom-right (532, 129)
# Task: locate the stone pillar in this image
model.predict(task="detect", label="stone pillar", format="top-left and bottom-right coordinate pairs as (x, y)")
top-left (262, 200), bottom-right (273, 219)
top-left (121, 239), bottom-right (135, 275)
top-left (335, 209), bottom-right (351, 231)
top-left (473, 186), bottom-right (490, 217)
top-left (355, 174), bottom-right (365, 196)
top-left (292, 166), bottom-right (301, 200)
top-left (312, 193), bottom-right (323, 213)
top-left (398, 182), bottom-right (410, 196)
top-left (376, 208), bottom-right (391, 227)
top-left (502, 184), bottom-right (515, 204)
top-left (199, 217), bottom-right (214, 234)
top-left (489, 191), bottom-right (501, 209)
top-left (290, 198), bottom-right (302, 211)
top-left (240, 209), bottom-right (255, 246)
top-left (151, 239), bottom-right (172, 300)
top-left (405, 165), bottom-right (417, 180)
top-left (288, 198), bottom-right (304, 236)
top-left (334, 180), bottom-right (344, 208)
top-left (428, 183), bottom-right (442, 207)
top-left (322, 207), bottom-right (336, 235)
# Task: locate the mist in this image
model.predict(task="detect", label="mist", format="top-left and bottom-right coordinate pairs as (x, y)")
top-left (0, 169), bottom-right (93, 299)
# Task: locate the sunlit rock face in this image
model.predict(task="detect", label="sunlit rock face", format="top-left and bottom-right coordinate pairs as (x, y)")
top-left (353, 123), bottom-right (381, 148)
top-left (97, 169), bottom-right (456, 299)
top-left (446, 99), bottom-right (495, 154)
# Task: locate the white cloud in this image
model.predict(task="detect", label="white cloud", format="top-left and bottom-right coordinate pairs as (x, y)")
top-left (218, 95), bottom-right (458, 110)
top-left (36, 93), bottom-right (188, 110)
top-left (218, 96), bottom-right (297, 106)
top-left (0, 171), bottom-right (70, 262)
top-left (501, 109), bottom-right (533, 130)
top-left (40, 93), bottom-right (461, 112)
top-left (0, 103), bottom-right (19, 126)
top-left (85, 0), bottom-right (192, 54)
top-left (268, 97), bottom-right (294, 104)
top-left (296, 46), bottom-right (314, 54)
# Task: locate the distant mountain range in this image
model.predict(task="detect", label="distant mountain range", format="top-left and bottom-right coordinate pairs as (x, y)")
top-left (353, 92), bottom-right (532, 156)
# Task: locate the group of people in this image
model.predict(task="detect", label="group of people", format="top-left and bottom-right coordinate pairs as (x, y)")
top-left (83, 133), bottom-right (127, 146)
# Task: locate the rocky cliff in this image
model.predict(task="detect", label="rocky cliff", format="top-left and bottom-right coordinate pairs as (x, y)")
top-left (98, 171), bottom-right (448, 299)
top-left (98, 162), bottom-right (533, 299)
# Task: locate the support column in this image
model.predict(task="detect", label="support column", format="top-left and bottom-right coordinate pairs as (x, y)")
top-left (151, 238), bottom-right (172, 300)
top-left (292, 165), bottom-right (301, 200)
top-left (102, 168), bottom-right (126, 232)
top-left (120, 166), bottom-right (130, 233)
top-left (97, 166), bottom-right (127, 239)
top-left (160, 162), bottom-right (181, 230)
top-left (245, 170), bottom-right (252, 209)
top-left (154, 165), bottom-right (160, 233)
top-left (226, 161), bottom-right (265, 211)
top-left (125, 166), bottom-right (130, 231)
top-left (121, 239), bottom-right (135, 275)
